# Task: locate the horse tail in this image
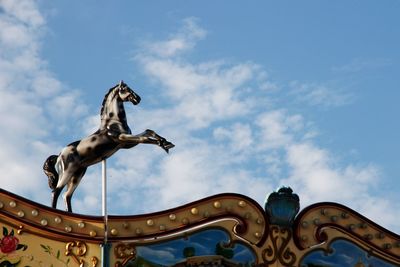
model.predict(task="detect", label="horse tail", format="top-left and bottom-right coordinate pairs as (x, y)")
top-left (43, 155), bottom-right (59, 190)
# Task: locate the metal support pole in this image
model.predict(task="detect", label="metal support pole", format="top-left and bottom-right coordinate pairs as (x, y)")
top-left (101, 159), bottom-right (110, 267)
top-left (102, 159), bottom-right (108, 242)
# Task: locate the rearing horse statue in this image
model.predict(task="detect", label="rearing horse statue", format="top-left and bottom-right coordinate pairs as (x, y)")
top-left (43, 81), bottom-right (174, 212)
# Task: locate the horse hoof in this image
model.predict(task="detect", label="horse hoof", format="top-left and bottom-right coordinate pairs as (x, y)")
top-left (167, 142), bottom-right (175, 149)
top-left (163, 142), bottom-right (174, 153)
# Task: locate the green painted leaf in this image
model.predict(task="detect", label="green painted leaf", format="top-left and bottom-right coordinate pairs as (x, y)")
top-left (56, 250), bottom-right (60, 259)
top-left (17, 244), bottom-right (28, 251)
top-left (10, 229), bottom-right (14, 236)
top-left (3, 227), bottom-right (8, 236)
top-left (40, 244), bottom-right (51, 254)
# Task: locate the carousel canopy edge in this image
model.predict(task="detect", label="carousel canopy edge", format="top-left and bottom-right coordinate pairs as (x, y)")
top-left (0, 187), bottom-right (399, 266)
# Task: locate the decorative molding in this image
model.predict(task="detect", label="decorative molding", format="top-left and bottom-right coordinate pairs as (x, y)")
top-left (0, 189), bottom-right (104, 242)
top-left (1, 188), bottom-right (399, 266)
top-left (294, 202), bottom-right (400, 264)
top-left (259, 226), bottom-right (296, 267)
top-left (0, 189), bottom-right (267, 245)
top-left (106, 193), bottom-right (268, 245)
top-left (91, 256), bottom-right (99, 267)
top-left (114, 243), bottom-right (136, 267)
top-left (65, 241), bottom-right (88, 267)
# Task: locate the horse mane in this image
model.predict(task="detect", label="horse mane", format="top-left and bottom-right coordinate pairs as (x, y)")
top-left (100, 84), bottom-right (119, 118)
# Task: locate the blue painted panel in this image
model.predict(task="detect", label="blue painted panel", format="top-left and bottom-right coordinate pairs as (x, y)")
top-left (301, 239), bottom-right (397, 267)
top-left (126, 229), bottom-right (256, 266)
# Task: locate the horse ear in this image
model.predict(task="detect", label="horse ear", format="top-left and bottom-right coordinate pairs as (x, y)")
top-left (119, 80), bottom-right (124, 87)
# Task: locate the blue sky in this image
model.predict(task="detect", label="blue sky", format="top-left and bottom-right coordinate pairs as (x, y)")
top-left (0, 1), bottom-right (399, 233)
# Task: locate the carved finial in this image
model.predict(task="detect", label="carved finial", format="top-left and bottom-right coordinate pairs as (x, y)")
top-left (265, 186), bottom-right (300, 228)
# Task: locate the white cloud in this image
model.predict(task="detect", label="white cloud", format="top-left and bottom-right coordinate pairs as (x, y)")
top-left (32, 74), bottom-right (62, 96)
top-left (0, 0), bottom-right (44, 28)
top-left (281, 142), bottom-right (400, 229)
top-left (289, 81), bottom-right (353, 107)
top-left (137, 57), bottom-right (259, 129)
top-left (146, 17), bottom-right (206, 58)
top-left (284, 142), bottom-right (358, 201)
top-left (0, 0), bottom-right (88, 204)
top-left (49, 90), bottom-right (88, 119)
top-left (255, 110), bottom-right (305, 150)
top-left (213, 123), bottom-right (253, 152)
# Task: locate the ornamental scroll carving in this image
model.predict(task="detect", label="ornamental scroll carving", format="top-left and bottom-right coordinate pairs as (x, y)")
top-left (259, 226), bottom-right (297, 267)
top-left (65, 241), bottom-right (98, 267)
top-left (114, 243), bottom-right (136, 267)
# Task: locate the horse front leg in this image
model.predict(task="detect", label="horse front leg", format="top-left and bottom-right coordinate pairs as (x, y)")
top-left (140, 129), bottom-right (175, 153)
top-left (119, 129), bottom-right (175, 153)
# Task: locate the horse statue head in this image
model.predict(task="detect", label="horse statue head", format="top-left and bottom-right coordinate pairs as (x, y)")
top-left (117, 80), bottom-right (141, 104)
top-left (99, 81), bottom-right (141, 133)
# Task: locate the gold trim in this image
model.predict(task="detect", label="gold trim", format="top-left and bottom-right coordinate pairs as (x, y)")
top-left (114, 243), bottom-right (136, 267)
top-left (65, 241), bottom-right (88, 267)
top-left (91, 256), bottom-right (99, 267)
top-left (17, 225), bottom-right (24, 235)
top-left (261, 226), bottom-right (296, 267)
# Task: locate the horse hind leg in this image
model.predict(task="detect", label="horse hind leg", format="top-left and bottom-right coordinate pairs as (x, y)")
top-left (52, 170), bottom-right (70, 209)
top-left (63, 168), bottom-right (87, 213)
top-left (52, 186), bottom-right (63, 209)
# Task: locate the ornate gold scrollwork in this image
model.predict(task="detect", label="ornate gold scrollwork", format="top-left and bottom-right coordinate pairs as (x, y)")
top-left (261, 226), bottom-right (296, 267)
top-left (17, 225), bottom-right (24, 235)
top-left (65, 241), bottom-right (89, 267)
top-left (91, 256), bottom-right (99, 267)
top-left (114, 243), bottom-right (136, 267)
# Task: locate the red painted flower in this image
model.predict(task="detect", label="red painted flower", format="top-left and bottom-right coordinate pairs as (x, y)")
top-left (0, 235), bottom-right (19, 254)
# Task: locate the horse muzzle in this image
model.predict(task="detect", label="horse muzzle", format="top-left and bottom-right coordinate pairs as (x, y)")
top-left (130, 94), bottom-right (141, 105)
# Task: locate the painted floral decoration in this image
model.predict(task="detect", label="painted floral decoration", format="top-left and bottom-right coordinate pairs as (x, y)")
top-left (0, 227), bottom-right (27, 266)
top-left (0, 228), bottom-right (26, 254)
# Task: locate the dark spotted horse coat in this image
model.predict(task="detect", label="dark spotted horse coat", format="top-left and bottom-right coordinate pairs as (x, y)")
top-left (43, 81), bottom-right (174, 212)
